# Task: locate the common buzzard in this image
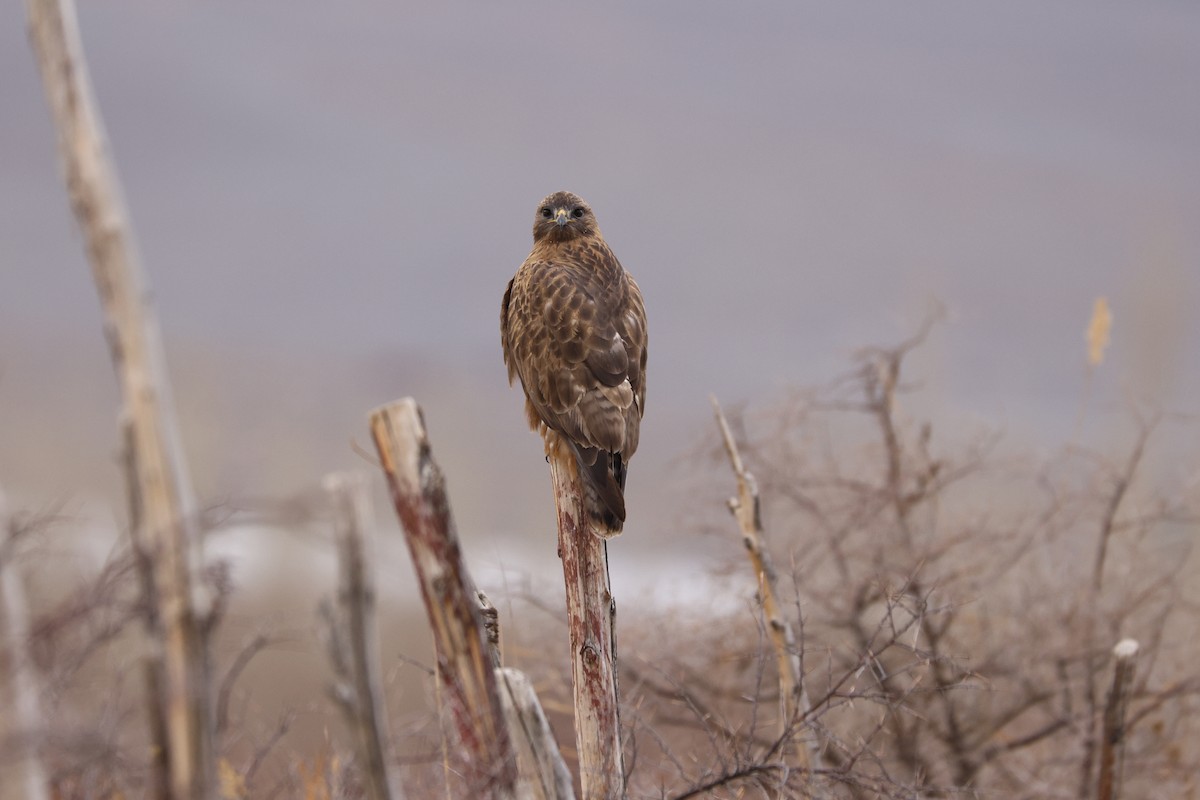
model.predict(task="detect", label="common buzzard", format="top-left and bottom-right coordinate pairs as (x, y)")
top-left (501, 191), bottom-right (648, 536)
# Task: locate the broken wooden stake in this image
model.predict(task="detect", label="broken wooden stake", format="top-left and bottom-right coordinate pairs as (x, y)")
top-left (1097, 639), bottom-right (1139, 800)
top-left (324, 473), bottom-right (404, 800)
top-left (371, 400), bottom-right (518, 799)
top-left (712, 396), bottom-right (817, 775)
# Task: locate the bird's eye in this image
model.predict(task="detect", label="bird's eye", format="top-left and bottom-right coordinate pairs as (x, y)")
top-left (572, 207), bottom-right (585, 219)
top-left (540, 207), bottom-right (552, 219)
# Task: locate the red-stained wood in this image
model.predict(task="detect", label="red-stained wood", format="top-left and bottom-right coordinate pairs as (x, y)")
top-left (549, 457), bottom-right (625, 800)
top-left (371, 400), bottom-right (518, 799)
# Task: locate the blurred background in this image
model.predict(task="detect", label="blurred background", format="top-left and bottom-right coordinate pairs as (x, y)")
top-left (2, 0), bottom-right (1198, 789)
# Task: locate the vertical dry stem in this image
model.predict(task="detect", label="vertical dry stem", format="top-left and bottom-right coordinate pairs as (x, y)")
top-left (26, 2), bottom-right (211, 797)
top-left (1097, 639), bottom-right (1139, 800)
top-left (0, 492), bottom-right (49, 800)
top-left (549, 457), bottom-right (625, 800)
top-left (370, 400), bottom-right (517, 799)
top-left (1080, 426), bottom-right (1151, 800)
top-left (324, 473), bottom-right (403, 800)
top-left (711, 397), bottom-right (816, 775)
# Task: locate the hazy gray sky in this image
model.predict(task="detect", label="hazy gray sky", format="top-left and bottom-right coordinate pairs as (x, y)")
top-left (3, 1), bottom-right (1198, 541)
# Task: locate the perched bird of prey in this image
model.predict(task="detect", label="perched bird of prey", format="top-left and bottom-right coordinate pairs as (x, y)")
top-left (501, 191), bottom-right (648, 536)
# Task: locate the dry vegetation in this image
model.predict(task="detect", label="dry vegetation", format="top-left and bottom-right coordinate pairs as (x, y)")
top-left (9, 1), bottom-right (1198, 797)
top-left (584, 328), bottom-right (1200, 799)
top-left (4, 327), bottom-right (1198, 799)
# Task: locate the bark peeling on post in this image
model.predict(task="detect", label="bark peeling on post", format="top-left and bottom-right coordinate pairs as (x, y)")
top-left (549, 457), bottom-right (624, 800)
top-left (370, 400), bottom-right (518, 799)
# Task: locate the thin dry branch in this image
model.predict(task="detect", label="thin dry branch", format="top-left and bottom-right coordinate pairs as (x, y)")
top-left (216, 633), bottom-right (273, 736)
top-left (1091, 425), bottom-right (1152, 592)
top-left (370, 400), bottom-right (517, 799)
top-left (668, 762), bottom-right (783, 800)
top-left (244, 710), bottom-right (294, 786)
top-left (549, 457), bottom-right (625, 800)
top-left (1080, 422), bottom-right (1154, 800)
top-left (25, 1), bottom-right (212, 797)
top-left (324, 473), bottom-right (403, 800)
top-left (711, 396), bottom-right (817, 777)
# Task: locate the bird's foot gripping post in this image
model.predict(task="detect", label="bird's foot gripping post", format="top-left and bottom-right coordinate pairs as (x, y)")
top-left (549, 457), bottom-right (625, 800)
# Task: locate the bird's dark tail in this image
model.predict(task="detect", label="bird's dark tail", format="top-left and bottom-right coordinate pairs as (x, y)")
top-left (571, 444), bottom-right (627, 537)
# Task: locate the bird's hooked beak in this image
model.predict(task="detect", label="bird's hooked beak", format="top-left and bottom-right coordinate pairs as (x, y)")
top-left (553, 207), bottom-right (570, 227)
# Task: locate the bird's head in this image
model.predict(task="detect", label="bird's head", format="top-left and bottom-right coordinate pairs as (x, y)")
top-left (532, 191), bottom-right (598, 243)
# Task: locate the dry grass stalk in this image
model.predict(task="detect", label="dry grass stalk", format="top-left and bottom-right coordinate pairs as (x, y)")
top-left (323, 473), bottom-right (404, 800)
top-left (25, 1), bottom-right (212, 796)
top-left (1086, 297), bottom-right (1113, 368)
top-left (370, 399), bottom-right (518, 798)
top-left (548, 457), bottom-right (625, 800)
top-left (710, 396), bottom-right (816, 776)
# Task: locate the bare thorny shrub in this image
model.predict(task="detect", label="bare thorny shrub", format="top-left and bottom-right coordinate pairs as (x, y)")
top-left (0, 509), bottom-right (142, 796)
top-left (606, 332), bottom-right (1199, 799)
top-left (0, 500), bottom-right (329, 799)
top-left (4, 332), bottom-right (1198, 799)
top-left (0, 490), bottom-right (489, 800)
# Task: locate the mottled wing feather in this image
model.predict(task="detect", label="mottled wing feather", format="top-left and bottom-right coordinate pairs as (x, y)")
top-left (501, 243), bottom-right (647, 460)
top-left (500, 279), bottom-right (519, 383)
top-left (616, 281), bottom-right (648, 453)
top-left (585, 330), bottom-right (628, 387)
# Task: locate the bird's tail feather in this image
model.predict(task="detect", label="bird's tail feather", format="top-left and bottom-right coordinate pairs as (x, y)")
top-left (571, 444), bottom-right (626, 537)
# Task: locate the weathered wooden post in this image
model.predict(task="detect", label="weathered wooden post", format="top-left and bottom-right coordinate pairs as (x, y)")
top-left (323, 473), bottom-right (404, 800)
top-left (26, 1), bottom-right (213, 796)
top-left (548, 459), bottom-right (625, 800)
top-left (371, 399), bottom-right (575, 799)
top-left (1097, 639), bottom-right (1139, 800)
top-left (371, 400), bottom-right (519, 798)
